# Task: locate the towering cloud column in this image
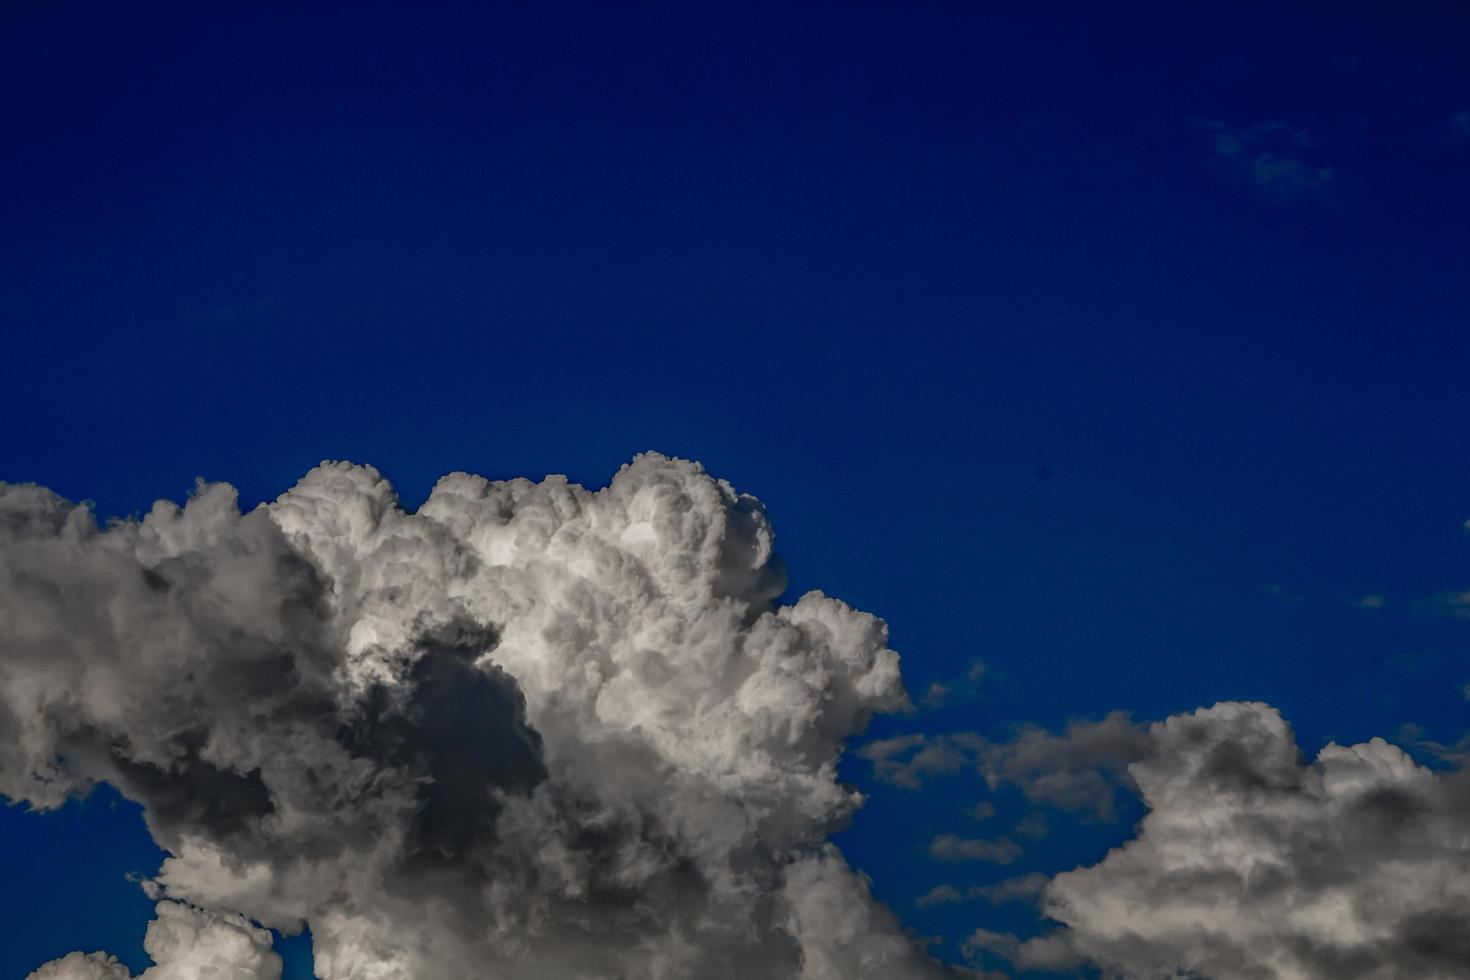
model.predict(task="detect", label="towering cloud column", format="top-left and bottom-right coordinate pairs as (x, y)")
top-left (1, 454), bottom-right (943, 979)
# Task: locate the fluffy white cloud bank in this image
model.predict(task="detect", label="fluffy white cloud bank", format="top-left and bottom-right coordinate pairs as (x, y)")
top-left (0, 454), bottom-right (946, 979)
top-left (1013, 702), bottom-right (1470, 979)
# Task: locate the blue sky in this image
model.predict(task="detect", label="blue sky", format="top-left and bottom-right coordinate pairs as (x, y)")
top-left (2, 2), bottom-right (1469, 976)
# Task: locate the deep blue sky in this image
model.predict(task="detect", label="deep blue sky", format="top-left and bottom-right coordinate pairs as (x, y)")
top-left (3, 2), bottom-right (1469, 975)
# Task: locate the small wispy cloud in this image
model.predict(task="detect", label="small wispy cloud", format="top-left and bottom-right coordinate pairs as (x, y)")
top-left (1260, 582), bottom-right (1306, 606)
top-left (1415, 589), bottom-right (1470, 620)
top-left (972, 872), bottom-right (1050, 905)
top-left (915, 873), bottom-right (1049, 909)
top-left (978, 711), bottom-right (1150, 822)
top-left (918, 658), bottom-right (989, 709)
top-left (1447, 110), bottom-right (1470, 146)
top-left (857, 732), bottom-right (982, 790)
top-left (1012, 812), bottom-right (1049, 840)
top-left (1192, 118), bottom-right (1337, 203)
top-left (915, 884), bottom-right (966, 908)
top-left (928, 833), bottom-right (1022, 864)
top-left (968, 800), bottom-right (997, 821)
top-left (859, 711), bottom-right (1147, 820)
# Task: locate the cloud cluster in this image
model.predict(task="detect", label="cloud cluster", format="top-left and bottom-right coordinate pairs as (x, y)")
top-left (874, 697), bottom-right (1470, 977)
top-left (1022, 702), bottom-right (1470, 978)
top-left (0, 454), bottom-right (944, 979)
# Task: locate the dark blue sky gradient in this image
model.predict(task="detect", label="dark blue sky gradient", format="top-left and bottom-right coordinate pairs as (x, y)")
top-left (3, 2), bottom-right (1469, 975)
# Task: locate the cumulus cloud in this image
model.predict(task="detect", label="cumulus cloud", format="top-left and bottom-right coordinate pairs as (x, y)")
top-left (1025, 702), bottom-right (1470, 979)
top-left (1, 454), bottom-right (948, 979)
top-left (25, 954), bottom-right (129, 980)
top-left (29, 901), bottom-right (281, 979)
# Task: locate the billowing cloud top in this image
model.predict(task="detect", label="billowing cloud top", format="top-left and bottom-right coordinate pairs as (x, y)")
top-left (0, 454), bottom-right (943, 979)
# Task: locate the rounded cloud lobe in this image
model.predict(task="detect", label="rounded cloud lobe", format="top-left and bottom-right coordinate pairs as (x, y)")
top-left (1039, 702), bottom-right (1470, 979)
top-left (27, 902), bottom-right (281, 980)
top-left (0, 454), bottom-right (942, 979)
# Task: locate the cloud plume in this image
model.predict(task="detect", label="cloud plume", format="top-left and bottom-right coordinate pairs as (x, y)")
top-left (1, 454), bottom-right (945, 979)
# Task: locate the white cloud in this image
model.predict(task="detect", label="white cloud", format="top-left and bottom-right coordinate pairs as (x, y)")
top-left (2, 454), bottom-right (946, 979)
top-left (26, 954), bottom-right (130, 980)
top-left (28, 902), bottom-right (281, 980)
